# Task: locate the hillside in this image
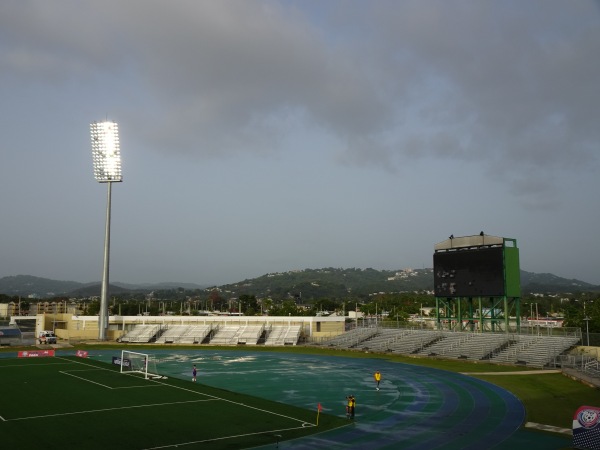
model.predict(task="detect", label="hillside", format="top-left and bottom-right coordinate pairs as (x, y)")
top-left (222, 268), bottom-right (599, 299)
top-left (221, 268), bottom-right (435, 299)
top-left (0, 269), bottom-right (598, 299)
top-left (0, 275), bottom-right (207, 298)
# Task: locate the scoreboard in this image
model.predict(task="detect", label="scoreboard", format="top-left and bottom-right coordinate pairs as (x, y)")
top-left (434, 247), bottom-right (506, 297)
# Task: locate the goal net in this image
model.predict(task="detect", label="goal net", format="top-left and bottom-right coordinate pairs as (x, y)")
top-left (119, 350), bottom-right (165, 379)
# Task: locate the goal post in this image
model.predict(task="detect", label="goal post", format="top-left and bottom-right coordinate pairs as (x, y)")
top-left (120, 350), bottom-right (165, 379)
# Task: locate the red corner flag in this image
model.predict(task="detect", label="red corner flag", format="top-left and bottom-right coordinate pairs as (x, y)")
top-left (317, 403), bottom-right (323, 426)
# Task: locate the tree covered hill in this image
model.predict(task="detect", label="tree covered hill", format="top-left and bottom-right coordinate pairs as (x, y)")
top-left (0, 268), bottom-right (598, 299)
top-left (220, 268), bottom-right (599, 300)
top-left (220, 268), bottom-right (435, 300)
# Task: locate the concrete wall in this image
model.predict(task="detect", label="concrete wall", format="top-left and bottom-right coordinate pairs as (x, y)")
top-left (574, 346), bottom-right (600, 360)
top-left (311, 320), bottom-right (346, 338)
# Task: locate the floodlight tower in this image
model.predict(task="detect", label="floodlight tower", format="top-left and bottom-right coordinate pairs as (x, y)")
top-left (90, 121), bottom-right (122, 341)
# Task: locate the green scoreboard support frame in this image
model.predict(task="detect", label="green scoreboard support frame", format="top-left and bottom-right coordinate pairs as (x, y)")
top-left (433, 234), bottom-right (521, 333)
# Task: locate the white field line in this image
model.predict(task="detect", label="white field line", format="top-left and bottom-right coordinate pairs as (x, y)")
top-left (55, 356), bottom-right (165, 388)
top-left (59, 369), bottom-right (163, 389)
top-left (55, 356), bottom-right (117, 371)
top-left (151, 378), bottom-right (315, 426)
top-left (143, 424), bottom-right (316, 450)
top-left (6, 399), bottom-right (218, 422)
top-left (59, 370), bottom-right (115, 389)
top-left (0, 361), bottom-right (75, 368)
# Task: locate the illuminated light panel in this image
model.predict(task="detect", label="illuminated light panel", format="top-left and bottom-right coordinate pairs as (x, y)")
top-left (90, 121), bottom-right (122, 182)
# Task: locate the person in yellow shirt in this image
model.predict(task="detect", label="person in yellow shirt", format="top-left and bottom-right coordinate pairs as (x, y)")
top-left (345, 395), bottom-right (355, 419)
top-left (346, 395), bottom-right (352, 419)
top-left (374, 371), bottom-right (382, 391)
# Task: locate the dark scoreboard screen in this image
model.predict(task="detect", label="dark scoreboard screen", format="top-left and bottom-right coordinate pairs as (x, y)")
top-left (434, 247), bottom-right (505, 297)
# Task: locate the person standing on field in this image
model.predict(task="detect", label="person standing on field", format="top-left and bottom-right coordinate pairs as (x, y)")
top-left (346, 395), bottom-right (352, 419)
top-left (374, 371), bottom-right (382, 390)
top-left (192, 364), bottom-right (197, 382)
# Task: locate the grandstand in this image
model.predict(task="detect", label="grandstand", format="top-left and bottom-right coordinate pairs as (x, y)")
top-left (318, 326), bottom-right (581, 368)
top-left (155, 324), bottom-right (213, 344)
top-left (121, 323), bottom-right (304, 346)
top-left (365, 329), bottom-right (442, 354)
top-left (23, 311), bottom-right (583, 369)
top-left (119, 324), bottom-right (161, 343)
top-left (264, 325), bottom-right (302, 346)
top-left (119, 322), bottom-right (302, 346)
top-left (237, 324), bottom-right (265, 345)
top-left (35, 314), bottom-right (342, 344)
top-left (488, 334), bottom-right (581, 366)
top-left (318, 327), bottom-right (379, 348)
top-left (207, 324), bottom-right (267, 345)
top-left (205, 324), bottom-right (266, 345)
top-left (210, 325), bottom-right (245, 345)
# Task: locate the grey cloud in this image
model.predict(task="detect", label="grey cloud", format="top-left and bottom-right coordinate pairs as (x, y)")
top-left (2, 1), bottom-right (598, 201)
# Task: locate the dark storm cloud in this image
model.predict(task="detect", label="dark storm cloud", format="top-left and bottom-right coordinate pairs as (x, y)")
top-left (2, 1), bottom-right (597, 188)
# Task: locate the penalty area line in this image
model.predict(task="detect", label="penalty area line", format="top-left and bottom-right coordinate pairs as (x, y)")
top-left (60, 370), bottom-right (114, 389)
top-left (6, 399), bottom-right (218, 422)
top-left (143, 424), bottom-right (317, 449)
top-left (152, 379), bottom-right (315, 426)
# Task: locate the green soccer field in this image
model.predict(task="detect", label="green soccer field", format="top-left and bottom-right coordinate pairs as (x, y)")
top-left (0, 355), bottom-right (347, 449)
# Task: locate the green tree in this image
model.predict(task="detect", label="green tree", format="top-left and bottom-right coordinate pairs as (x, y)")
top-left (239, 295), bottom-right (258, 315)
top-left (86, 300), bottom-right (100, 316)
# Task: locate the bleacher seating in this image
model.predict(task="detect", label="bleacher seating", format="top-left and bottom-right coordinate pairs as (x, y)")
top-left (116, 320), bottom-right (580, 368)
top-left (155, 325), bottom-right (191, 344)
top-left (179, 325), bottom-right (213, 344)
top-left (237, 325), bottom-right (265, 345)
top-left (388, 330), bottom-right (443, 354)
top-left (265, 325), bottom-right (302, 346)
top-left (316, 327), bottom-right (379, 349)
top-left (489, 334), bottom-right (580, 367)
top-left (318, 327), bottom-right (580, 367)
top-left (120, 324), bottom-right (161, 343)
top-left (209, 325), bottom-right (243, 345)
top-left (283, 325), bottom-right (302, 345)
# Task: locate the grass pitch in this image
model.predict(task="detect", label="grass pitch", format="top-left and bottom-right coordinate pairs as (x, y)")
top-left (0, 355), bottom-right (347, 449)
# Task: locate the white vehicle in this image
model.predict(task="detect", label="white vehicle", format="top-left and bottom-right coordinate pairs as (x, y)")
top-left (38, 331), bottom-right (57, 344)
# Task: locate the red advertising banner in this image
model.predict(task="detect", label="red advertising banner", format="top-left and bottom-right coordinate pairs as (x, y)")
top-left (76, 350), bottom-right (89, 358)
top-left (18, 350), bottom-right (55, 358)
top-left (573, 405), bottom-right (600, 450)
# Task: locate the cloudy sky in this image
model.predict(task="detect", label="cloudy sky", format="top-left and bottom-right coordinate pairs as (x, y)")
top-left (1, 0), bottom-right (599, 287)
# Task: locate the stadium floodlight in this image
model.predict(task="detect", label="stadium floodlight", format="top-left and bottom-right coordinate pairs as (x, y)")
top-left (90, 120), bottom-right (123, 341)
top-left (91, 121), bottom-right (122, 182)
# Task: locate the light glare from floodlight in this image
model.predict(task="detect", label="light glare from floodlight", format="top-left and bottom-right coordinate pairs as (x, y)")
top-left (91, 121), bottom-right (122, 182)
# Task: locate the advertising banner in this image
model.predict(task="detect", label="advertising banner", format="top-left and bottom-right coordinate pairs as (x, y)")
top-left (112, 356), bottom-right (131, 368)
top-left (18, 350), bottom-right (55, 358)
